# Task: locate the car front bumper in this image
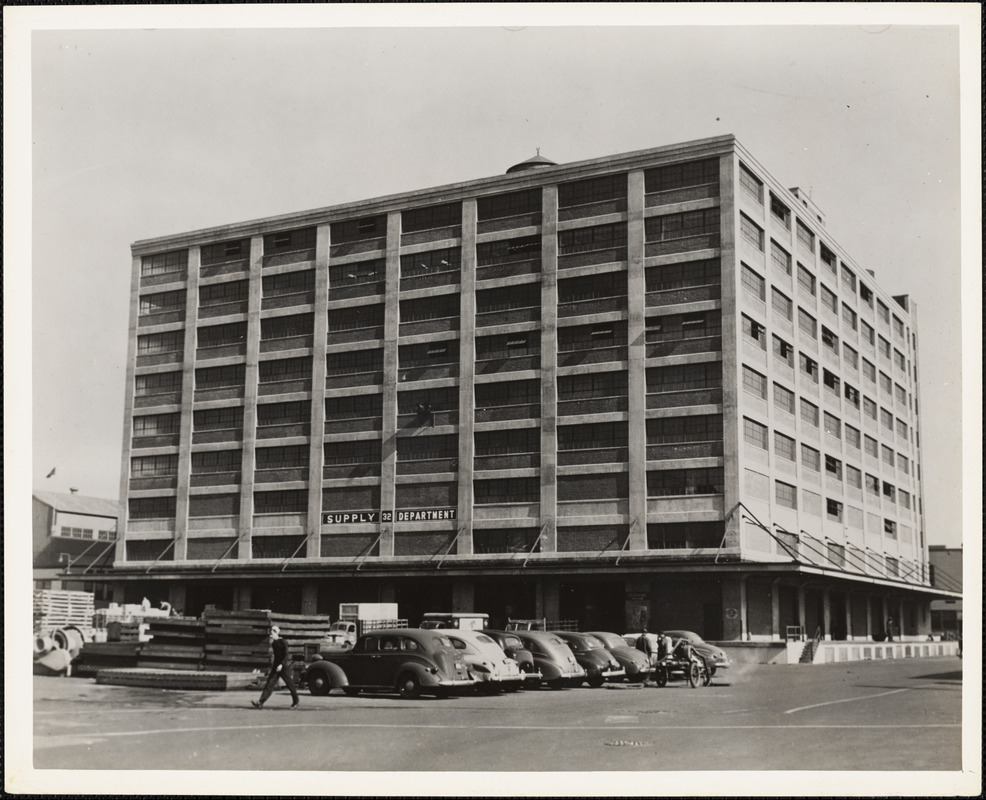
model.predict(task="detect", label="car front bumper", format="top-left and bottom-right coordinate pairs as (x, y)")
top-left (601, 668), bottom-right (626, 679)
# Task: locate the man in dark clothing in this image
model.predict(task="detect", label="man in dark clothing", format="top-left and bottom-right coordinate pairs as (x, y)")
top-left (252, 626), bottom-right (299, 709)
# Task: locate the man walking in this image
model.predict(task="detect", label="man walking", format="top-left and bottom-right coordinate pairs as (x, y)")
top-left (252, 626), bottom-right (299, 710)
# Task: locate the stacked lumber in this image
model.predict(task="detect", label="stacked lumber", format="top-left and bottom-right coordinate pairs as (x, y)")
top-left (137, 618), bottom-right (206, 671)
top-left (33, 589), bottom-right (94, 635)
top-left (74, 642), bottom-right (140, 676)
top-left (96, 668), bottom-right (259, 691)
top-left (106, 621), bottom-right (142, 642)
top-left (202, 609), bottom-right (333, 672)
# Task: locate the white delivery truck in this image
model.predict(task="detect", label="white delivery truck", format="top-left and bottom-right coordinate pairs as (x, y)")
top-left (321, 603), bottom-right (406, 649)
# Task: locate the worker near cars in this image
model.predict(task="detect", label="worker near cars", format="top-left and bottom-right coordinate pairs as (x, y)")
top-left (252, 626), bottom-right (299, 710)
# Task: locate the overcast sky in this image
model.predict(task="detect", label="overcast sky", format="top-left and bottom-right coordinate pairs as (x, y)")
top-left (25, 17), bottom-right (973, 549)
top-left (6, 5), bottom-right (981, 796)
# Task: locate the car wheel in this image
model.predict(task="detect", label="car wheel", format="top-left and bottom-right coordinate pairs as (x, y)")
top-left (308, 671), bottom-right (330, 696)
top-left (654, 667), bottom-right (668, 687)
top-left (397, 672), bottom-right (421, 699)
top-left (687, 661), bottom-right (701, 688)
top-left (342, 686), bottom-right (360, 697)
top-left (587, 675), bottom-right (605, 688)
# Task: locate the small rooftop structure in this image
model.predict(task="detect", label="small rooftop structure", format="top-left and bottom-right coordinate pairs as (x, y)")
top-left (506, 149), bottom-right (558, 174)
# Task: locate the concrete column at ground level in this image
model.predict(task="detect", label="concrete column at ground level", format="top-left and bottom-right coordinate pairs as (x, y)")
top-left (797, 585), bottom-right (807, 633)
top-left (173, 245), bottom-right (202, 562)
top-left (306, 225), bottom-right (331, 558)
top-left (117, 254), bottom-right (143, 561)
top-left (626, 170), bottom-right (648, 551)
top-left (456, 199), bottom-right (477, 555)
top-left (771, 580), bottom-right (781, 641)
top-left (168, 583), bottom-right (187, 614)
top-left (822, 588), bottom-right (832, 640)
top-left (451, 581), bottom-right (475, 613)
top-left (378, 211), bottom-right (402, 558)
top-left (301, 582), bottom-right (318, 616)
top-left (624, 576), bottom-right (650, 632)
top-left (236, 235), bottom-right (265, 560)
top-left (377, 582), bottom-right (396, 604)
top-left (234, 584), bottom-right (252, 611)
top-left (897, 598), bottom-right (905, 639)
top-left (721, 576), bottom-right (743, 640)
top-left (865, 595), bottom-right (873, 640)
top-left (112, 584), bottom-right (126, 605)
top-left (845, 592), bottom-right (853, 641)
top-left (538, 184), bottom-right (559, 553)
top-left (880, 596), bottom-right (889, 638)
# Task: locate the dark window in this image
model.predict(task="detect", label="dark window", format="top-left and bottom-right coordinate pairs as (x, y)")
top-left (256, 445), bottom-right (309, 470)
top-left (141, 250), bottom-right (188, 277)
top-left (474, 477), bottom-right (540, 504)
top-left (325, 394), bottom-right (383, 419)
top-left (477, 283), bottom-right (541, 313)
top-left (264, 227), bottom-right (315, 255)
top-left (559, 321), bottom-right (629, 351)
top-left (263, 270), bottom-right (315, 297)
top-left (137, 330), bottom-right (184, 356)
top-left (557, 222), bottom-right (627, 255)
top-left (331, 215), bottom-right (386, 243)
top-left (400, 295), bottom-right (459, 322)
top-left (139, 290), bottom-right (186, 316)
top-left (647, 415), bottom-right (723, 444)
top-left (135, 371), bottom-right (182, 396)
top-left (190, 450), bottom-right (240, 474)
top-left (739, 164), bottom-right (764, 203)
top-left (558, 271), bottom-right (627, 303)
top-left (397, 434), bottom-right (458, 461)
top-left (645, 311), bottom-right (721, 342)
top-left (325, 348), bottom-right (384, 375)
top-left (400, 248), bottom-right (460, 277)
top-left (645, 158), bottom-right (718, 192)
top-left (645, 209), bottom-right (719, 242)
top-left (329, 259), bottom-right (385, 288)
top-left (770, 194), bottom-right (791, 226)
top-left (402, 203), bottom-right (461, 233)
top-left (200, 280), bottom-right (249, 306)
top-left (478, 188), bottom-right (541, 220)
top-left (254, 490), bottom-right (308, 514)
top-left (739, 214), bottom-right (764, 251)
top-left (261, 313), bottom-right (313, 340)
top-left (131, 454), bottom-right (178, 477)
top-left (475, 379), bottom-right (540, 407)
top-left (328, 304), bottom-right (385, 331)
top-left (323, 439), bottom-right (382, 466)
top-left (476, 235), bottom-right (540, 266)
top-left (475, 427), bottom-right (540, 455)
top-left (195, 363), bottom-right (245, 389)
top-left (397, 386), bottom-right (458, 415)
top-left (646, 361), bottom-right (721, 392)
top-left (558, 371), bottom-right (628, 400)
top-left (134, 413), bottom-right (181, 436)
top-left (128, 496), bottom-right (176, 519)
top-left (558, 173), bottom-right (626, 207)
top-left (646, 258), bottom-right (719, 291)
top-left (646, 468), bottom-right (724, 496)
top-left (259, 357), bottom-right (312, 383)
top-left (558, 421), bottom-right (628, 450)
top-left (198, 322), bottom-right (247, 348)
top-left (193, 407), bottom-right (243, 431)
top-left (201, 239), bottom-right (249, 266)
top-left (257, 401), bottom-right (309, 427)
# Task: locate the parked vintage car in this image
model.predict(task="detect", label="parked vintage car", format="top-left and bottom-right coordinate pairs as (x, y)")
top-left (551, 631), bottom-right (625, 687)
top-left (305, 628), bottom-right (475, 699)
top-left (444, 630), bottom-right (524, 692)
top-left (499, 630), bottom-right (586, 689)
top-left (662, 630), bottom-right (731, 675)
top-left (484, 630), bottom-right (542, 686)
top-left (585, 631), bottom-right (652, 682)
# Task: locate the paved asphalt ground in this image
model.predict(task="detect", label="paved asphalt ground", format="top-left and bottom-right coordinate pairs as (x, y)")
top-left (33, 657), bottom-right (962, 774)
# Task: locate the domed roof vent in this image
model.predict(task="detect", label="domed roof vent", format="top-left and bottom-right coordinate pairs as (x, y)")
top-left (506, 148), bottom-right (557, 174)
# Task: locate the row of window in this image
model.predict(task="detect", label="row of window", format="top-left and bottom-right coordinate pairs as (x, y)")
top-left (771, 479), bottom-right (905, 536)
top-left (56, 526), bottom-right (117, 541)
top-left (739, 162), bottom-right (910, 348)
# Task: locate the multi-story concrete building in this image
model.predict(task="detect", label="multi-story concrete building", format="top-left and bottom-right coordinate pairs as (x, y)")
top-left (928, 545), bottom-right (963, 639)
top-left (103, 134), bottom-right (946, 640)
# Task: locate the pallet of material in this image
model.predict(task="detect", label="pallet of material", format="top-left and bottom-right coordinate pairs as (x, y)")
top-left (202, 609), bottom-right (334, 671)
top-left (33, 589), bottom-right (95, 633)
top-left (96, 668), bottom-right (260, 691)
top-left (74, 641), bottom-right (140, 675)
top-left (138, 618), bottom-right (206, 670)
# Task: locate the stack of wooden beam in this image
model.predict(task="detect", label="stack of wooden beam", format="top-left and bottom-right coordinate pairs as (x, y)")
top-left (33, 589), bottom-right (95, 635)
top-left (202, 609), bottom-right (333, 672)
top-left (136, 617), bottom-right (206, 670)
top-left (74, 642), bottom-right (140, 676)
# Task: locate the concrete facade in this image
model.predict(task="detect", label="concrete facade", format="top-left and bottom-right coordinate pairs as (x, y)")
top-left (97, 135), bottom-right (954, 638)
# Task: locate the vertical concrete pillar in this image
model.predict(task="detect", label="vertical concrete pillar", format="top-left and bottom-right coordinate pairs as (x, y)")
top-left (771, 579), bottom-right (781, 641)
top-left (624, 576), bottom-right (650, 632)
top-left (626, 170), bottom-right (648, 551)
top-left (718, 152), bottom-right (742, 550)
top-left (542, 576), bottom-right (560, 622)
top-left (721, 576), bottom-right (743, 640)
top-left (897, 597), bottom-right (905, 640)
top-left (236, 235), bottom-right (264, 560)
top-left (117, 254), bottom-right (143, 561)
top-left (375, 582), bottom-right (396, 604)
top-left (456, 199), bottom-right (477, 555)
top-left (168, 583), bottom-right (187, 613)
top-left (739, 575), bottom-right (749, 641)
top-left (864, 594), bottom-right (873, 640)
top-left (845, 591), bottom-right (854, 641)
top-left (378, 212), bottom-right (402, 557)
top-left (797, 584), bottom-right (807, 633)
top-left (234, 583), bottom-right (252, 611)
top-left (539, 185), bottom-right (559, 553)
top-left (173, 245), bottom-right (201, 562)
top-left (301, 582), bottom-right (318, 615)
top-left (822, 588), bottom-right (832, 640)
top-left (451, 580), bottom-right (475, 613)
top-left (306, 224), bottom-right (331, 558)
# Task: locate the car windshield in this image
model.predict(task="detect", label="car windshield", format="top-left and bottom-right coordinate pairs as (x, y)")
top-left (503, 636), bottom-right (523, 649)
